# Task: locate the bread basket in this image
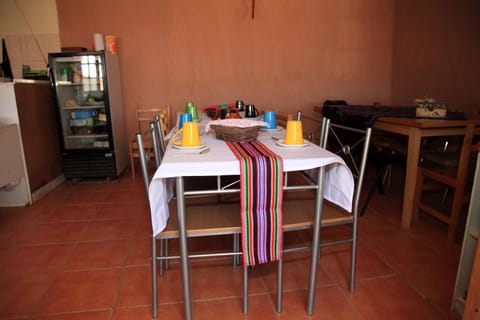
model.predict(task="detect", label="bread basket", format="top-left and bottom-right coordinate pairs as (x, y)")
top-left (207, 119), bottom-right (267, 142)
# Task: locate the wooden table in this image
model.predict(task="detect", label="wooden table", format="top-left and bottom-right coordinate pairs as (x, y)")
top-left (373, 117), bottom-right (477, 230)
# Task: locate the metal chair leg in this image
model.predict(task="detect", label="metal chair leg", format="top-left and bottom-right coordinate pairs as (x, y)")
top-left (277, 258), bottom-right (283, 312)
top-left (159, 238), bottom-right (164, 277)
top-left (233, 234), bottom-right (240, 267)
top-left (165, 239), bottom-right (169, 270)
top-left (151, 236), bottom-right (158, 317)
top-left (243, 265), bottom-right (248, 314)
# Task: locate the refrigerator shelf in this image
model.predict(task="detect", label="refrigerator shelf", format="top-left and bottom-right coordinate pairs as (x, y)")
top-left (65, 134), bottom-right (108, 139)
top-left (56, 81), bottom-right (82, 86)
top-left (63, 105), bottom-right (105, 110)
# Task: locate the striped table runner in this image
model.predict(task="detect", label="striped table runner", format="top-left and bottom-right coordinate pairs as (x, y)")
top-left (226, 140), bottom-right (284, 266)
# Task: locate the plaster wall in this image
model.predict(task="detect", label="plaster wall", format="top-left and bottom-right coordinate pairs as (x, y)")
top-left (56, 0), bottom-right (394, 139)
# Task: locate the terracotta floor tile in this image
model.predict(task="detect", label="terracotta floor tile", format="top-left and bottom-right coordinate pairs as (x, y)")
top-left (0, 273), bottom-right (54, 319)
top-left (190, 259), bottom-right (265, 300)
top-left (261, 251), bottom-right (333, 293)
top-left (33, 269), bottom-right (122, 316)
top-left (277, 287), bottom-right (362, 319)
top-left (410, 231), bottom-right (461, 265)
top-left (358, 211), bottom-right (405, 241)
top-left (95, 203), bottom-right (147, 220)
top-left (64, 239), bottom-right (132, 270)
top-left (82, 219), bottom-right (138, 241)
top-left (319, 225), bottom-right (352, 243)
top-left (8, 222), bottom-right (90, 245)
top-left (63, 191), bottom-right (111, 205)
top-left (402, 265), bottom-right (458, 316)
top-left (35, 189), bottom-right (70, 205)
top-left (364, 234), bottom-right (448, 273)
top-left (350, 276), bottom-right (445, 320)
top-left (104, 188), bottom-right (145, 204)
top-left (48, 204), bottom-right (101, 222)
top-left (194, 295), bottom-right (277, 320)
top-left (112, 305), bottom-right (183, 320)
top-left (126, 236), bottom-right (151, 266)
top-left (116, 265), bottom-right (183, 307)
top-left (0, 205), bottom-right (57, 226)
top-left (0, 224), bottom-right (17, 245)
top-left (367, 193), bottom-right (404, 223)
top-left (0, 244), bottom-right (73, 275)
top-left (30, 310), bottom-right (111, 320)
top-left (187, 234), bottom-right (237, 253)
top-left (135, 215), bottom-right (153, 237)
top-left (320, 243), bottom-right (394, 289)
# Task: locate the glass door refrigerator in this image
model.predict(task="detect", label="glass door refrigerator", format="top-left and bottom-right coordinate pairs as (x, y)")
top-left (48, 51), bottom-right (128, 179)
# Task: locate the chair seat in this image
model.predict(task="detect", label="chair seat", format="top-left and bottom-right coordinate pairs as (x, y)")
top-left (158, 198), bottom-right (241, 239)
top-left (282, 192), bottom-right (354, 232)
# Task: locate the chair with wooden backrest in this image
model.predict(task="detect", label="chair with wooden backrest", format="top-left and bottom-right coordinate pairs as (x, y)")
top-left (277, 116), bottom-right (372, 312)
top-left (413, 123), bottom-right (477, 241)
top-left (129, 106), bottom-right (170, 178)
top-left (136, 122), bottom-right (248, 318)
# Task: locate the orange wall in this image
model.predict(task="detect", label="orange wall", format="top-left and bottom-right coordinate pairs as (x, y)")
top-left (391, 0), bottom-right (480, 114)
top-left (56, 0), bottom-right (394, 139)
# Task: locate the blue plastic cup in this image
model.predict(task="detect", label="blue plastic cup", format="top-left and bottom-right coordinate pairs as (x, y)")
top-left (178, 113), bottom-right (193, 129)
top-left (263, 111), bottom-right (277, 129)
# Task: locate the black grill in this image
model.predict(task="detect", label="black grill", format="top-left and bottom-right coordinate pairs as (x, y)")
top-left (63, 152), bottom-right (116, 178)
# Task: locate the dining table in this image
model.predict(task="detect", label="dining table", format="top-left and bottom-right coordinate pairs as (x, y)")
top-left (315, 104), bottom-right (479, 231)
top-left (148, 117), bottom-right (354, 319)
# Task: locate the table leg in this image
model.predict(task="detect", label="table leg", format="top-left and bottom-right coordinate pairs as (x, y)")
top-left (176, 177), bottom-right (193, 320)
top-left (402, 128), bottom-right (421, 229)
top-left (307, 166), bottom-right (326, 315)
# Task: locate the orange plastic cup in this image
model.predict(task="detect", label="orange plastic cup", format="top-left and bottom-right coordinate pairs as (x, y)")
top-left (284, 120), bottom-right (304, 145)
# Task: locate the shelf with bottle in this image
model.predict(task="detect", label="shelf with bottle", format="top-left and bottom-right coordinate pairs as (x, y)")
top-left (63, 94), bottom-right (105, 109)
top-left (63, 134), bottom-right (110, 149)
top-left (63, 105), bottom-right (105, 110)
top-left (65, 133), bottom-right (108, 139)
top-left (56, 81), bottom-right (83, 86)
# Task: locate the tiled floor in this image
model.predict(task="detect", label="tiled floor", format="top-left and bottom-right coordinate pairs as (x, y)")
top-left (0, 168), bottom-right (463, 320)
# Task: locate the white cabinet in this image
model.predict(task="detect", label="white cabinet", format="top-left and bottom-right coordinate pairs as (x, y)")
top-left (0, 83), bottom-right (31, 206)
top-left (0, 80), bottom-right (63, 207)
top-left (452, 145), bottom-right (480, 316)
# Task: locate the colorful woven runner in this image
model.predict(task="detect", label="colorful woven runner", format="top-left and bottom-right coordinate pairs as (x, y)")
top-left (226, 140), bottom-right (284, 266)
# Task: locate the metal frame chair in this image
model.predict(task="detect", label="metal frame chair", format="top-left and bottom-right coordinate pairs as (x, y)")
top-left (136, 122), bottom-right (247, 318)
top-left (277, 116), bottom-right (372, 312)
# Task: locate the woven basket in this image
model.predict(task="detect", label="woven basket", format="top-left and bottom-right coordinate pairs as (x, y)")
top-left (210, 124), bottom-right (262, 142)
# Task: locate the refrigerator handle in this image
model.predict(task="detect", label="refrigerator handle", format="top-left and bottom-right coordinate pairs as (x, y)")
top-left (48, 65), bottom-right (58, 102)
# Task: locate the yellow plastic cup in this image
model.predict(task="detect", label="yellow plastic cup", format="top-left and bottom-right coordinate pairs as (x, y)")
top-left (284, 120), bottom-right (304, 145)
top-left (172, 122), bottom-right (201, 147)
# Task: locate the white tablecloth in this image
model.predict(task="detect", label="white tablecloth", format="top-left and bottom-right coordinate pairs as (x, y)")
top-left (148, 127), bottom-right (354, 236)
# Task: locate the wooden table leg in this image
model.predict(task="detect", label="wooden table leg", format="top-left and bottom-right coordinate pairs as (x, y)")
top-left (402, 128), bottom-right (422, 229)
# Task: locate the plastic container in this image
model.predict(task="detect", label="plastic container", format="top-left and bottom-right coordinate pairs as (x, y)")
top-left (105, 35), bottom-right (117, 54)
